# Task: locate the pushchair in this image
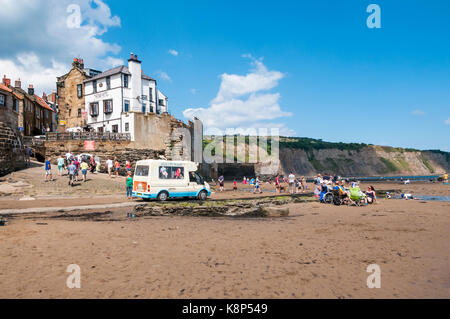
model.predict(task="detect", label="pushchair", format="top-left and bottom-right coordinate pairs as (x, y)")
top-left (349, 186), bottom-right (367, 206)
top-left (332, 189), bottom-right (349, 206)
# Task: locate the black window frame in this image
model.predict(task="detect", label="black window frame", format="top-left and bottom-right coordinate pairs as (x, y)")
top-left (125, 122), bottom-right (129, 132)
top-left (89, 102), bottom-right (99, 117)
top-left (0, 94), bottom-right (5, 107)
top-left (159, 166), bottom-right (185, 180)
top-left (123, 99), bottom-right (130, 113)
top-left (106, 76), bottom-right (111, 90)
top-left (112, 124), bottom-right (119, 133)
top-left (103, 99), bottom-right (113, 114)
top-left (135, 165), bottom-right (149, 177)
top-left (13, 98), bottom-right (19, 112)
top-left (77, 84), bottom-right (83, 98)
top-left (142, 103), bottom-right (146, 114)
top-left (93, 80), bottom-right (97, 93)
top-left (123, 74), bottom-right (129, 88)
top-left (149, 88), bottom-right (153, 102)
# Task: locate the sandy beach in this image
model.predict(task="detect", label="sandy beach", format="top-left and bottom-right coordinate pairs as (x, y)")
top-left (0, 165), bottom-right (449, 298)
top-left (1, 195), bottom-right (449, 299)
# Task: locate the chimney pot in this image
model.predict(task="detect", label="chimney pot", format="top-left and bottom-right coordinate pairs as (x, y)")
top-left (2, 75), bottom-right (11, 87)
top-left (28, 85), bottom-right (35, 96)
top-left (14, 79), bottom-right (21, 88)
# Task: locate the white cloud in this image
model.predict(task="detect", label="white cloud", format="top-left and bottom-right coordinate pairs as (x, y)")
top-left (156, 71), bottom-right (172, 82)
top-left (411, 109), bottom-right (425, 116)
top-left (183, 55), bottom-right (294, 135)
top-left (0, 0), bottom-right (122, 95)
top-left (168, 49), bottom-right (179, 56)
top-left (445, 118), bottom-right (450, 125)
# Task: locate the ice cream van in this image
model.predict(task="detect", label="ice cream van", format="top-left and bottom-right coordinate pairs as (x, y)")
top-left (132, 160), bottom-right (211, 201)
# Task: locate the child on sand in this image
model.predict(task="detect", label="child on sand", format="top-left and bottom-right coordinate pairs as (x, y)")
top-left (254, 176), bottom-right (262, 194)
top-left (233, 179), bottom-right (237, 191)
top-left (126, 171), bottom-right (133, 199)
top-left (44, 157), bottom-right (53, 182)
top-left (218, 175), bottom-right (225, 192)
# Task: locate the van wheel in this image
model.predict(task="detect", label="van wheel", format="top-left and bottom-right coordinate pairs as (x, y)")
top-left (157, 191), bottom-right (169, 202)
top-left (198, 190), bottom-right (208, 201)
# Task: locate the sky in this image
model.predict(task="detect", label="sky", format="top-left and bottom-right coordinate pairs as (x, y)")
top-left (0, 0), bottom-right (449, 151)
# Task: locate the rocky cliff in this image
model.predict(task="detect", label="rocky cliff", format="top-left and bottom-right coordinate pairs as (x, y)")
top-left (204, 137), bottom-right (450, 178)
top-left (278, 145), bottom-right (449, 177)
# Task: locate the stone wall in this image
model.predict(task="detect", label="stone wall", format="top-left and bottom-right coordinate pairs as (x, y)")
top-left (44, 140), bottom-right (164, 175)
top-left (57, 66), bottom-right (88, 130)
top-left (0, 122), bottom-right (25, 177)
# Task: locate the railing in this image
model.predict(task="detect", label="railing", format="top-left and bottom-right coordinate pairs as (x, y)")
top-left (23, 136), bottom-right (45, 147)
top-left (45, 132), bottom-right (131, 141)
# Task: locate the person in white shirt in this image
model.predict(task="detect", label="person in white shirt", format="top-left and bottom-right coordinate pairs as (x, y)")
top-left (106, 158), bottom-right (113, 177)
top-left (288, 173), bottom-right (296, 194)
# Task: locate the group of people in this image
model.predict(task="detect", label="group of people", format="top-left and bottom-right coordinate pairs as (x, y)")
top-left (44, 154), bottom-right (134, 186)
top-left (313, 173), bottom-right (377, 205)
top-left (45, 155), bottom-right (91, 185)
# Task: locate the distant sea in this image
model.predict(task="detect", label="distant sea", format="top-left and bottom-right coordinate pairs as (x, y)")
top-left (345, 175), bottom-right (441, 182)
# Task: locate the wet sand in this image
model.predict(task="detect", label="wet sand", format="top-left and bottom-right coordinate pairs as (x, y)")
top-left (0, 199), bottom-right (448, 299)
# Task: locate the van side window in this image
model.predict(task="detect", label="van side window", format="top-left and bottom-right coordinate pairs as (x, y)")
top-left (135, 166), bottom-right (149, 177)
top-left (159, 166), bottom-right (184, 179)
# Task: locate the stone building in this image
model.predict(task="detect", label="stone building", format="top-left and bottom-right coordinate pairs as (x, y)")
top-left (9, 78), bottom-right (56, 136)
top-left (56, 58), bottom-right (101, 131)
top-left (0, 78), bottom-right (20, 130)
top-left (0, 79), bottom-right (25, 176)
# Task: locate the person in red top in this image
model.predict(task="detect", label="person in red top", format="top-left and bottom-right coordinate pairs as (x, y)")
top-left (275, 175), bottom-right (281, 194)
top-left (126, 160), bottom-right (132, 173)
top-left (114, 159), bottom-right (120, 177)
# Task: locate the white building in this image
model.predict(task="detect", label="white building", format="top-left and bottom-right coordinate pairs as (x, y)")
top-left (84, 53), bottom-right (168, 140)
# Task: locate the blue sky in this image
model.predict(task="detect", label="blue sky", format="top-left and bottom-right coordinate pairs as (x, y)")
top-left (1, 0), bottom-right (449, 151)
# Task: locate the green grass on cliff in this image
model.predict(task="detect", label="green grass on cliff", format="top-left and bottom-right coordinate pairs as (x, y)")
top-left (279, 137), bottom-right (367, 152)
top-left (379, 158), bottom-right (399, 173)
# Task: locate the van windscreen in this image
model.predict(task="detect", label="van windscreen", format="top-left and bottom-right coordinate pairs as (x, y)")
top-left (135, 165), bottom-right (149, 177)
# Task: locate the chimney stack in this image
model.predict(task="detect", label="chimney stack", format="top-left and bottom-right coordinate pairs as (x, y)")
top-left (42, 92), bottom-right (48, 101)
top-left (72, 57), bottom-right (84, 69)
top-left (2, 75), bottom-right (11, 87)
top-left (14, 78), bottom-right (21, 89)
top-left (28, 84), bottom-right (35, 96)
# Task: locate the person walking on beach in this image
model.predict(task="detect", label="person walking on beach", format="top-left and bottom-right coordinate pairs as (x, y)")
top-left (288, 172), bottom-right (296, 194)
top-left (57, 155), bottom-right (65, 176)
top-left (73, 157), bottom-right (80, 182)
top-left (114, 159), bottom-right (120, 178)
top-left (218, 175), bottom-right (225, 192)
top-left (24, 146), bottom-right (31, 167)
top-left (233, 179), bottom-right (238, 191)
top-left (254, 176), bottom-right (262, 194)
top-left (80, 160), bottom-right (89, 182)
top-left (89, 156), bottom-right (96, 173)
top-left (67, 161), bottom-right (76, 186)
top-left (106, 158), bottom-right (113, 178)
top-left (126, 160), bottom-right (132, 173)
top-left (44, 157), bottom-right (53, 182)
top-left (126, 171), bottom-right (133, 199)
top-left (275, 175), bottom-right (281, 194)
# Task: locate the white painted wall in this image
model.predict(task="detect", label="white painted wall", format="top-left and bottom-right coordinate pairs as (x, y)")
top-left (83, 58), bottom-right (168, 141)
